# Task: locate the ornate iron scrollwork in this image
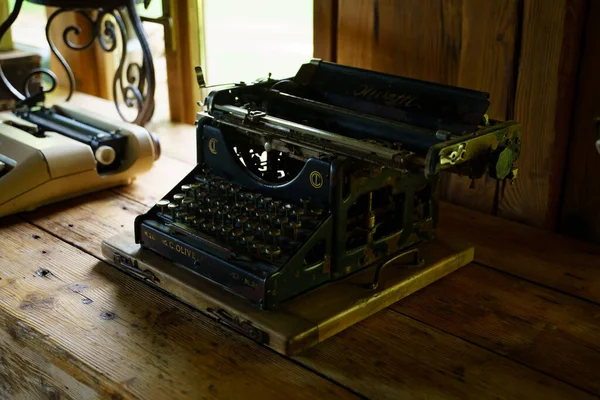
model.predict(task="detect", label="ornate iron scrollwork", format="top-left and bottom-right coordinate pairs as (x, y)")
top-left (0, 0), bottom-right (155, 126)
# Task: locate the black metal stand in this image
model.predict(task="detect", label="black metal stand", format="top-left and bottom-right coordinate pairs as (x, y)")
top-left (0, 0), bottom-right (155, 125)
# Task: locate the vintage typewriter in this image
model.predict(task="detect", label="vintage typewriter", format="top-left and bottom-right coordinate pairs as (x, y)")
top-left (104, 59), bottom-right (520, 352)
top-left (0, 93), bottom-right (160, 217)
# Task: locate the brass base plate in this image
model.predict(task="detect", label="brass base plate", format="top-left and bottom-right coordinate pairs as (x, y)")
top-left (101, 232), bottom-right (474, 355)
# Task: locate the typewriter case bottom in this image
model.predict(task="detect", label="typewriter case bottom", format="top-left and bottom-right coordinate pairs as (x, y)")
top-left (101, 117), bottom-right (475, 355)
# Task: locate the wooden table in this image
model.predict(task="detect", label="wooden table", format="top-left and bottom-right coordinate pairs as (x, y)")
top-left (1, 95), bottom-right (600, 399)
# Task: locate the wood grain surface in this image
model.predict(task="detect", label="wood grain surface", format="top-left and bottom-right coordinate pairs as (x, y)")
top-left (16, 192), bottom-right (594, 399)
top-left (3, 92), bottom-right (600, 398)
top-left (313, 0), bottom-right (337, 61)
top-left (0, 219), bottom-right (357, 400)
top-left (439, 202), bottom-right (600, 304)
top-left (559, 0), bottom-right (600, 243)
top-left (497, 0), bottom-right (586, 228)
top-left (394, 264), bottom-right (600, 394)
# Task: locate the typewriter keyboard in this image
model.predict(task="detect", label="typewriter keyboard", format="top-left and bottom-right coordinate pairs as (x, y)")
top-left (151, 170), bottom-right (329, 267)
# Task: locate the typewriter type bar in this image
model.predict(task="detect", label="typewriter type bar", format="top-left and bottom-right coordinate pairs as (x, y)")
top-left (132, 59), bottom-right (521, 310)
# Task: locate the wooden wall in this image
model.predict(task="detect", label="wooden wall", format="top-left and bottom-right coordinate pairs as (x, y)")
top-left (314, 0), bottom-right (590, 232)
top-left (559, 0), bottom-right (600, 243)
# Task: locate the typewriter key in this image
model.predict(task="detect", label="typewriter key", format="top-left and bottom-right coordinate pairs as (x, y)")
top-left (272, 200), bottom-right (282, 212)
top-left (311, 208), bottom-right (323, 218)
top-left (231, 228), bottom-right (244, 241)
top-left (156, 199), bottom-right (170, 214)
top-left (277, 217), bottom-right (289, 231)
top-left (185, 214), bottom-right (196, 226)
top-left (245, 221), bottom-right (257, 235)
top-left (181, 197), bottom-right (193, 208)
top-left (282, 203), bottom-right (293, 217)
top-left (220, 226), bottom-right (233, 244)
top-left (294, 208), bottom-right (305, 221)
top-left (241, 235), bottom-right (254, 251)
top-left (263, 197), bottom-right (273, 211)
top-left (269, 228), bottom-right (281, 245)
top-left (235, 215), bottom-right (249, 228)
top-left (265, 245), bottom-right (281, 263)
top-left (168, 203), bottom-right (179, 219)
top-left (301, 198), bottom-right (311, 213)
top-left (230, 184), bottom-right (241, 199)
top-left (289, 221), bottom-right (301, 241)
top-left (177, 211), bottom-right (188, 222)
top-left (181, 184), bottom-right (192, 195)
top-left (173, 193), bottom-right (185, 203)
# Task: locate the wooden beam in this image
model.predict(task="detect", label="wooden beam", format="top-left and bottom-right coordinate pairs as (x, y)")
top-left (164, 0), bottom-right (203, 124)
top-left (559, 0), bottom-right (600, 243)
top-left (498, 0), bottom-right (587, 228)
top-left (314, 0), bottom-right (337, 61)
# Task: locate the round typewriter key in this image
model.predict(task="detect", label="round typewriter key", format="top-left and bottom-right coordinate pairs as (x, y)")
top-left (181, 184), bottom-right (192, 194)
top-left (294, 208), bottom-right (305, 220)
top-left (244, 204), bottom-right (256, 216)
top-left (221, 226), bottom-right (233, 244)
top-left (282, 203), bottom-right (293, 217)
top-left (181, 197), bottom-right (193, 208)
top-left (267, 212), bottom-right (278, 225)
top-left (272, 200), bottom-right (282, 212)
top-left (245, 221), bottom-right (257, 235)
top-left (269, 228), bottom-right (281, 245)
top-left (256, 224), bottom-right (269, 238)
top-left (265, 245), bottom-right (281, 263)
top-left (277, 217), bottom-right (289, 230)
top-left (156, 199), bottom-right (170, 214)
top-left (301, 198), bottom-right (311, 213)
top-left (231, 229), bottom-right (244, 244)
top-left (263, 197), bottom-right (273, 211)
top-left (289, 221), bottom-right (302, 241)
top-left (177, 211), bottom-right (188, 222)
top-left (173, 193), bottom-right (185, 203)
top-left (185, 214), bottom-right (196, 226)
top-left (311, 208), bottom-right (323, 217)
top-left (168, 203), bottom-right (179, 219)
top-left (235, 215), bottom-right (249, 228)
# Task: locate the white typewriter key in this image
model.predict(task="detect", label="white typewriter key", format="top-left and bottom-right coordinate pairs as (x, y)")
top-left (156, 199), bottom-right (170, 214)
top-left (95, 145), bottom-right (116, 166)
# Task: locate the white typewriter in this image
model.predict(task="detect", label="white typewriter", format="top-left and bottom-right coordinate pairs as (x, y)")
top-left (0, 96), bottom-right (160, 217)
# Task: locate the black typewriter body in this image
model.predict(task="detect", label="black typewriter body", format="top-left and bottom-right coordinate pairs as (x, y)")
top-left (134, 60), bottom-right (521, 310)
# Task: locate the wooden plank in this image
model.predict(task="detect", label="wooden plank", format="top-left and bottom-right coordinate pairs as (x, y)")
top-left (559, 0), bottom-right (600, 243)
top-left (313, 0), bottom-right (337, 61)
top-left (20, 195), bottom-right (593, 399)
top-left (0, 327), bottom-right (98, 400)
top-left (294, 308), bottom-right (593, 400)
top-left (439, 202), bottom-right (600, 304)
top-left (393, 264), bottom-right (600, 395)
top-left (498, 0), bottom-right (587, 228)
top-left (0, 218), bottom-right (357, 400)
top-left (165, 0), bottom-right (203, 124)
top-left (441, 0), bottom-right (519, 213)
